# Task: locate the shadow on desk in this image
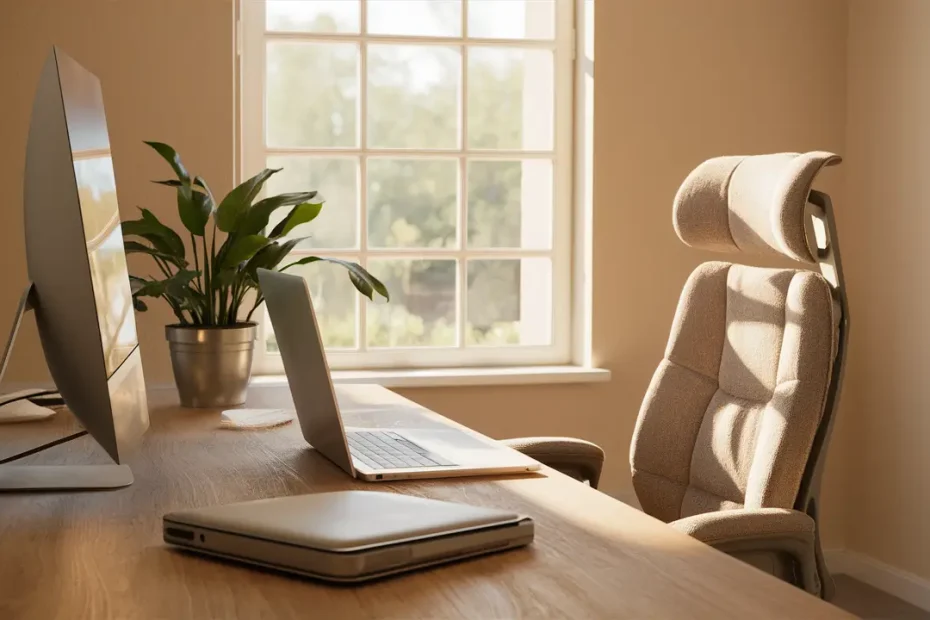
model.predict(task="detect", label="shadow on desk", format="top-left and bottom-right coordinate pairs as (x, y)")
top-left (162, 538), bottom-right (539, 587)
top-left (0, 391), bottom-right (850, 619)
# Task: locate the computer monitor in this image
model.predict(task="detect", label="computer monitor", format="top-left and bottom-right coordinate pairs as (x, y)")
top-left (0, 47), bottom-right (149, 490)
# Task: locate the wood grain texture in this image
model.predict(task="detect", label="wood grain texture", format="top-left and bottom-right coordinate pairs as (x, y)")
top-left (0, 385), bottom-right (851, 619)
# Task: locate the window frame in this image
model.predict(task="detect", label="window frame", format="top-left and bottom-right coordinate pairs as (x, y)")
top-left (238, 0), bottom-right (578, 372)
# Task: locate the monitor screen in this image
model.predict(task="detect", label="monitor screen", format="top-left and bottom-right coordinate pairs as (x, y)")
top-left (59, 60), bottom-right (137, 378)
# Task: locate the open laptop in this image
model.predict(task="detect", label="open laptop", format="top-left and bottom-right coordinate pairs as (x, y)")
top-left (256, 269), bottom-right (540, 482)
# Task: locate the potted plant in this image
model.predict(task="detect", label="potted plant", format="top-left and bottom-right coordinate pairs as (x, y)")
top-left (124, 142), bottom-right (388, 408)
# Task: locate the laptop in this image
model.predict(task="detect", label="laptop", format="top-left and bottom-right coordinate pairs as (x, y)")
top-left (164, 490), bottom-right (534, 583)
top-left (256, 269), bottom-right (541, 482)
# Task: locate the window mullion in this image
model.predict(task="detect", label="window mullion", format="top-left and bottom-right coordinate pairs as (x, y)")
top-left (262, 32), bottom-right (558, 50)
top-left (457, 11), bottom-right (469, 350)
top-left (247, 0), bottom-right (576, 370)
top-left (357, 10), bottom-right (369, 353)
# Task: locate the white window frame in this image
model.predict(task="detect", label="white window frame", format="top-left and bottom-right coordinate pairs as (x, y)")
top-left (238, 0), bottom-right (578, 373)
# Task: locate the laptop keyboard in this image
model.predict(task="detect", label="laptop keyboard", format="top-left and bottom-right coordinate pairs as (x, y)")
top-left (347, 430), bottom-right (455, 470)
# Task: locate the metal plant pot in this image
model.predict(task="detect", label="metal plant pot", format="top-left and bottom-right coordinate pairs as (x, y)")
top-left (166, 323), bottom-right (256, 408)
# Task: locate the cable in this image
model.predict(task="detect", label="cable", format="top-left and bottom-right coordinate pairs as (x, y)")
top-left (0, 430), bottom-right (88, 465)
top-left (0, 389), bottom-right (60, 408)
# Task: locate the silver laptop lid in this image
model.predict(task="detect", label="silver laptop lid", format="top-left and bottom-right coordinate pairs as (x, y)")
top-left (256, 269), bottom-right (355, 477)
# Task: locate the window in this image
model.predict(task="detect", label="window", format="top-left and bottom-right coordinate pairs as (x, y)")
top-left (240, 0), bottom-right (576, 371)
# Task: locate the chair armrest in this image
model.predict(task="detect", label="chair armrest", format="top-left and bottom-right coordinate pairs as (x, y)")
top-left (671, 507), bottom-right (815, 545)
top-left (671, 508), bottom-right (819, 595)
top-left (500, 437), bottom-right (604, 489)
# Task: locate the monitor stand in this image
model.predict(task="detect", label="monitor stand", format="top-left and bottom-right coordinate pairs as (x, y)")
top-left (0, 283), bottom-right (133, 491)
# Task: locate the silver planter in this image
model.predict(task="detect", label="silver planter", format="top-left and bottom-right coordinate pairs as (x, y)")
top-left (166, 324), bottom-right (257, 408)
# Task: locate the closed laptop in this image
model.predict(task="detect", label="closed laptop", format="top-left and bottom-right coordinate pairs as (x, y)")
top-left (164, 491), bottom-right (534, 583)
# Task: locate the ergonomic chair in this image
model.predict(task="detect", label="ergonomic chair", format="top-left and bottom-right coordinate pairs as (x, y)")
top-left (503, 152), bottom-right (849, 599)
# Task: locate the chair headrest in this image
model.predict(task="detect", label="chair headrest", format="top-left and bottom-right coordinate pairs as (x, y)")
top-left (673, 151), bottom-right (841, 262)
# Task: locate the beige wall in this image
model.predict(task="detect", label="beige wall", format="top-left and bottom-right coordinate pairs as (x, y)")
top-left (845, 0), bottom-right (930, 579)
top-left (0, 0), bottom-right (236, 388)
top-left (0, 0), bottom-right (849, 547)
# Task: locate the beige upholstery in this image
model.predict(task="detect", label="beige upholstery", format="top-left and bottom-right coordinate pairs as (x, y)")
top-left (630, 262), bottom-right (836, 521)
top-left (671, 508), bottom-right (820, 594)
top-left (504, 152), bottom-right (845, 599)
top-left (500, 437), bottom-right (604, 488)
top-left (673, 151), bottom-right (840, 262)
top-left (631, 151), bottom-right (843, 598)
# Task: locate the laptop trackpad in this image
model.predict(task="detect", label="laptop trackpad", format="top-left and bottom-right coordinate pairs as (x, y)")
top-left (400, 429), bottom-right (497, 451)
top-left (398, 429), bottom-right (524, 467)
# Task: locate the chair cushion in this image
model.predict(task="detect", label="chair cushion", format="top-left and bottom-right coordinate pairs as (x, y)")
top-left (673, 152), bottom-right (841, 262)
top-left (630, 262), bottom-right (835, 522)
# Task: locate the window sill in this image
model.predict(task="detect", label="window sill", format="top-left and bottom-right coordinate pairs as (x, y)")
top-left (250, 365), bottom-right (611, 389)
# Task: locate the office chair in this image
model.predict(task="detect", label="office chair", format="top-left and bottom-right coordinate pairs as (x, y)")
top-left (502, 152), bottom-right (849, 600)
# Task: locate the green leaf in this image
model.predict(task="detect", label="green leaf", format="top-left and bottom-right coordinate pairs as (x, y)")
top-left (164, 269), bottom-right (200, 299)
top-left (153, 179), bottom-right (183, 187)
top-left (220, 234), bottom-right (270, 268)
top-left (268, 201), bottom-right (324, 239)
top-left (243, 238), bottom-right (304, 284)
top-left (215, 168), bottom-right (282, 233)
top-left (213, 269), bottom-right (240, 289)
top-left (144, 208), bottom-right (186, 258)
top-left (122, 208), bottom-right (185, 260)
top-left (129, 277), bottom-right (167, 299)
top-left (176, 183), bottom-right (211, 236)
top-left (123, 240), bottom-right (188, 268)
top-left (280, 257), bottom-right (389, 301)
top-left (128, 275), bottom-right (149, 296)
top-left (193, 176), bottom-right (216, 210)
top-left (144, 141), bottom-right (190, 184)
top-left (132, 297), bottom-right (148, 312)
top-left (240, 191), bottom-right (319, 236)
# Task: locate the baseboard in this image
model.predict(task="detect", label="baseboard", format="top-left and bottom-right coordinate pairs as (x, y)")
top-left (826, 549), bottom-right (930, 611)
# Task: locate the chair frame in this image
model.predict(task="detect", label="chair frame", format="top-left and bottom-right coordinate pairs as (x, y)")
top-left (797, 189), bottom-right (850, 599)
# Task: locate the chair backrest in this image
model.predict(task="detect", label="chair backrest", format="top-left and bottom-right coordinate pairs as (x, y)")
top-left (630, 152), bottom-right (847, 523)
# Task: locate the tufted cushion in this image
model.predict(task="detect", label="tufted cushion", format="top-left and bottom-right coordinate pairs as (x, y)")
top-left (629, 262), bottom-right (836, 522)
top-left (673, 152), bottom-right (841, 262)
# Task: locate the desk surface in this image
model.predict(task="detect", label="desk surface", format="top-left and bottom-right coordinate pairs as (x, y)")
top-left (0, 385), bottom-right (850, 619)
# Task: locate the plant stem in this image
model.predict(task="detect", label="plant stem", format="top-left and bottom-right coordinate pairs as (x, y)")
top-left (202, 232), bottom-right (212, 326)
top-left (225, 283), bottom-right (234, 324)
top-left (245, 295), bottom-right (264, 323)
top-left (187, 301), bottom-right (202, 324)
top-left (219, 285), bottom-right (227, 325)
top-left (230, 284), bottom-right (241, 323)
top-left (152, 256), bottom-right (173, 280)
top-left (190, 232), bottom-right (202, 290)
top-left (233, 280), bottom-right (250, 321)
top-left (165, 297), bottom-right (188, 325)
top-left (210, 221), bottom-right (218, 325)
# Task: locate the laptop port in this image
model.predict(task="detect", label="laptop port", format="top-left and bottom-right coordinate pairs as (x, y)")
top-left (166, 527), bottom-right (194, 541)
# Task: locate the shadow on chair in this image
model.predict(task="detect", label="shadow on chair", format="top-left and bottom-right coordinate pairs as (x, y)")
top-left (503, 151), bottom-right (849, 600)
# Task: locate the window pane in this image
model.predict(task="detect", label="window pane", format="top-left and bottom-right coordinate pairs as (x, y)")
top-left (368, 45), bottom-right (460, 149)
top-left (368, 0), bottom-right (461, 37)
top-left (467, 47), bottom-right (553, 150)
top-left (468, 0), bottom-right (555, 40)
top-left (467, 159), bottom-right (552, 248)
top-left (266, 156), bottom-right (358, 249)
top-left (266, 42), bottom-right (358, 148)
top-left (367, 260), bottom-right (457, 347)
top-left (266, 259), bottom-right (358, 351)
top-left (467, 258), bottom-right (551, 346)
top-left (368, 158), bottom-right (458, 249)
top-left (266, 0), bottom-right (360, 33)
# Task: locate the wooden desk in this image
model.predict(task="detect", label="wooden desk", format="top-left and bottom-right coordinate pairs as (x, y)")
top-left (0, 385), bottom-right (850, 619)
